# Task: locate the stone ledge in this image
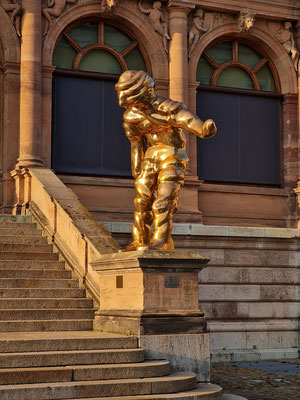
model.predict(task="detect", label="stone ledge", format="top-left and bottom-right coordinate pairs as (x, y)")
top-left (101, 222), bottom-right (300, 239)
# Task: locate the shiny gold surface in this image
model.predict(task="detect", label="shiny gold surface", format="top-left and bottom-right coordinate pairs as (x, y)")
top-left (115, 70), bottom-right (217, 251)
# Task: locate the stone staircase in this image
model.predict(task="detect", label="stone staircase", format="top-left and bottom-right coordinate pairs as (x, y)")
top-left (0, 215), bottom-right (223, 400)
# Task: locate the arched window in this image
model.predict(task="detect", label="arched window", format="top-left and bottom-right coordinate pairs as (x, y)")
top-left (52, 21), bottom-right (149, 176)
top-left (196, 39), bottom-right (282, 185)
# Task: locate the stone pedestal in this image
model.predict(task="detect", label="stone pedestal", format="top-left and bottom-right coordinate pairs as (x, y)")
top-left (92, 250), bottom-right (210, 381)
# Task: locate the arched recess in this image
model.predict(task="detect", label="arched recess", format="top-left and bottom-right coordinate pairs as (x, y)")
top-left (189, 22), bottom-right (298, 227)
top-left (189, 23), bottom-right (297, 95)
top-left (42, 1), bottom-right (169, 172)
top-left (43, 1), bottom-right (168, 79)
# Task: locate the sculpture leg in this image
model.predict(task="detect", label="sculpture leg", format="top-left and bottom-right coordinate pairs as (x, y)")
top-left (123, 166), bottom-right (155, 251)
top-left (150, 164), bottom-right (185, 250)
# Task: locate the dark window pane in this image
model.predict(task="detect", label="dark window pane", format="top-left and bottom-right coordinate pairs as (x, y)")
top-left (52, 75), bottom-right (131, 176)
top-left (197, 91), bottom-right (240, 182)
top-left (206, 41), bottom-right (232, 65)
top-left (240, 96), bottom-right (280, 184)
top-left (238, 43), bottom-right (262, 69)
top-left (104, 24), bottom-right (132, 52)
top-left (257, 63), bottom-right (276, 92)
top-left (197, 90), bottom-right (280, 185)
top-left (125, 47), bottom-right (147, 71)
top-left (79, 50), bottom-right (122, 74)
top-left (196, 56), bottom-right (214, 85)
top-left (217, 67), bottom-right (254, 90)
top-left (68, 23), bottom-right (98, 48)
top-left (52, 38), bottom-right (77, 70)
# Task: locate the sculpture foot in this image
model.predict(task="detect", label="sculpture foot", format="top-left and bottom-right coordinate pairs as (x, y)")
top-left (147, 239), bottom-right (174, 251)
top-left (119, 242), bottom-right (139, 252)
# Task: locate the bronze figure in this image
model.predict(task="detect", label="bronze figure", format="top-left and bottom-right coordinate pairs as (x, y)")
top-left (115, 70), bottom-right (217, 251)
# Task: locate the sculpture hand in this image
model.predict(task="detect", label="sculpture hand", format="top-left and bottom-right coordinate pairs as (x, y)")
top-left (202, 119), bottom-right (217, 138)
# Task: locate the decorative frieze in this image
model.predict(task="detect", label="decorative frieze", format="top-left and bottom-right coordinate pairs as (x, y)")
top-left (139, 0), bottom-right (170, 53)
top-left (0, 0), bottom-right (22, 37)
top-left (42, 0), bottom-right (77, 36)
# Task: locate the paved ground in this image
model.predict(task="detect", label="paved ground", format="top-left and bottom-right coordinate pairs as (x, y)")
top-left (211, 359), bottom-right (300, 400)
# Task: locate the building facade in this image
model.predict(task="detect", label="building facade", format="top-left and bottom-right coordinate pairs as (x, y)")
top-left (0, 0), bottom-right (300, 360)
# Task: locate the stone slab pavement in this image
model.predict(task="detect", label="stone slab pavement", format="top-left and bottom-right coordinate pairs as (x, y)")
top-left (211, 359), bottom-right (300, 400)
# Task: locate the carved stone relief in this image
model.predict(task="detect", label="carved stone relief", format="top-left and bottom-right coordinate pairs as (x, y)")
top-left (42, 0), bottom-right (77, 36)
top-left (138, 1), bottom-right (170, 53)
top-left (275, 21), bottom-right (299, 71)
top-left (100, 0), bottom-right (118, 16)
top-left (237, 12), bottom-right (255, 33)
top-left (187, 9), bottom-right (232, 58)
top-left (0, 0), bottom-right (22, 37)
top-left (188, 8), bottom-right (208, 58)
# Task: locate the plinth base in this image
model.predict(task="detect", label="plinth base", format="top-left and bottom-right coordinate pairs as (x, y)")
top-left (94, 311), bottom-right (206, 336)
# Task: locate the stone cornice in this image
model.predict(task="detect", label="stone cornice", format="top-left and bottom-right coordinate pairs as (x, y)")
top-left (193, 0), bottom-right (300, 20)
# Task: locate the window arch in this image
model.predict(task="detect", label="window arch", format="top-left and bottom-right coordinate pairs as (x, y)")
top-left (51, 20), bottom-right (149, 177)
top-left (196, 39), bottom-right (282, 185)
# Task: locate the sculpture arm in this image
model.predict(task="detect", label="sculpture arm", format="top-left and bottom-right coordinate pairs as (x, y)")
top-left (123, 115), bottom-right (144, 178)
top-left (173, 109), bottom-right (217, 138)
top-left (48, 0), bottom-right (55, 7)
top-left (194, 19), bottom-right (207, 32)
top-left (139, 1), bottom-right (150, 14)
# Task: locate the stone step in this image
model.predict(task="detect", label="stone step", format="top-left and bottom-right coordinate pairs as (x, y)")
top-left (0, 228), bottom-right (42, 236)
top-left (0, 372), bottom-right (196, 400)
top-left (0, 236), bottom-right (48, 244)
top-left (0, 269), bottom-right (72, 279)
top-left (0, 332), bottom-right (138, 353)
top-left (0, 298), bottom-right (93, 310)
top-left (0, 319), bottom-right (93, 333)
top-left (0, 288), bottom-right (86, 298)
top-left (0, 215), bottom-right (32, 223)
top-left (0, 260), bottom-right (66, 270)
top-left (50, 384), bottom-right (223, 400)
top-left (200, 301), bottom-right (300, 319)
top-left (198, 284), bottom-right (298, 301)
top-left (0, 243), bottom-right (53, 253)
top-left (0, 308), bottom-right (95, 321)
top-left (0, 348), bottom-right (144, 368)
top-left (0, 278), bottom-right (78, 288)
top-left (0, 251), bottom-right (59, 260)
top-left (0, 221), bottom-right (37, 229)
top-left (199, 266), bottom-right (299, 284)
top-left (200, 249), bottom-right (299, 267)
top-left (0, 360), bottom-right (170, 384)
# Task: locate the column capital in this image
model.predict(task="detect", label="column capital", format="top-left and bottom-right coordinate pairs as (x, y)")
top-left (167, 0), bottom-right (196, 13)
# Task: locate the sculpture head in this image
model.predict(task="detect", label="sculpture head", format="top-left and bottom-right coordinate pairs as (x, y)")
top-left (195, 9), bottom-right (204, 19)
top-left (237, 12), bottom-right (255, 32)
top-left (115, 70), bottom-right (155, 109)
top-left (284, 21), bottom-right (292, 31)
top-left (153, 1), bottom-right (161, 10)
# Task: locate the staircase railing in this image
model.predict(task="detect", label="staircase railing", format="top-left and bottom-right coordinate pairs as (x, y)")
top-left (10, 167), bottom-right (120, 306)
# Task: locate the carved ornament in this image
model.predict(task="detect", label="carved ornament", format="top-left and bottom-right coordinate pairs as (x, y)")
top-left (42, 0), bottom-right (78, 36)
top-left (100, 0), bottom-right (118, 16)
top-left (237, 12), bottom-right (255, 33)
top-left (275, 21), bottom-right (299, 71)
top-left (0, 0), bottom-right (22, 37)
top-left (139, 1), bottom-right (170, 54)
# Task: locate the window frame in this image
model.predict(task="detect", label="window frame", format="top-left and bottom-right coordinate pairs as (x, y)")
top-left (52, 17), bottom-right (152, 76)
top-left (198, 37), bottom-right (281, 94)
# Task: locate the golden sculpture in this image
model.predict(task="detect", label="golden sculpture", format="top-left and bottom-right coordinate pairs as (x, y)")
top-left (115, 70), bottom-right (217, 251)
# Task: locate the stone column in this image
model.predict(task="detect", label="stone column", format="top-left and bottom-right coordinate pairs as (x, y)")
top-left (167, 1), bottom-right (202, 223)
top-left (17, 0), bottom-right (43, 167)
top-left (168, 1), bottom-right (194, 105)
top-left (292, 20), bottom-right (300, 227)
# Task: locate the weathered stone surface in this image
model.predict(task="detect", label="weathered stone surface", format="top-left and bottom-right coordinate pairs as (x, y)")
top-left (141, 334), bottom-right (210, 383)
